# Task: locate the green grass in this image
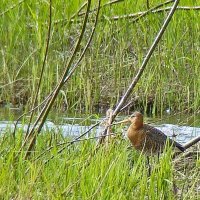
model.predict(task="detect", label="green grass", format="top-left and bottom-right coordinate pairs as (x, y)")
top-left (1, 2), bottom-right (199, 197)
top-left (0, 0), bottom-right (200, 114)
top-left (0, 130), bottom-right (199, 199)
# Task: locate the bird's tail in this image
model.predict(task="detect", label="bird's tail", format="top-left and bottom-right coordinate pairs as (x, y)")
top-left (174, 141), bottom-right (185, 152)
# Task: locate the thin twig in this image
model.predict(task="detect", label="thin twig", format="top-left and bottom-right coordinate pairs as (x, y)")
top-left (154, 5), bottom-right (200, 12)
top-left (0, 0), bottom-right (25, 16)
top-left (99, 0), bottom-right (180, 143)
top-left (53, 2), bottom-right (87, 26)
top-left (53, 0), bottom-right (124, 25)
top-left (64, 0), bottom-right (101, 83)
top-left (24, 0), bottom-right (100, 158)
top-left (110, 6), bottom-right (200, 21)
top-left (119, 96), bottom-right (140, 112)
top-left (70, 1), bottom-right (88, 20)
top-left (33, 121), bottom-right (101, 161)
top-left (78, 0), bottom-right (124, 17)
top-left (12, 94), bottom-right (52, 139)
top-left (131, 0), bottom-right (174, 23)
top-left (34, 132), bottom-right (115, 162)
top-left (14, 49), bottom-right (38, 79)
top-left (25, 0), bottom-right (52, 138)
top-left (113, 0), bottom-right (180, 117)
top-left (25, 0), bottom-right (92, 143)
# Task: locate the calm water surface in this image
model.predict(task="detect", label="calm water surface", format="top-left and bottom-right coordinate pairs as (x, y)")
top-left (0, 107), bottom-right (200, 144)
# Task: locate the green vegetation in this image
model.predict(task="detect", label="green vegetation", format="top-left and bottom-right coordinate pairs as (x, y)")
top-left (0, 130), bottom-right (199, 199)
top-left (0, 1), bottom-right (199, 199)
top-left (0, 0), bottom-right (200, 114)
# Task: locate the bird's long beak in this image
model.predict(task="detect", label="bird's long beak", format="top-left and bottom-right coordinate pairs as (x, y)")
top-left (113, 118), bottom-right (130, 125)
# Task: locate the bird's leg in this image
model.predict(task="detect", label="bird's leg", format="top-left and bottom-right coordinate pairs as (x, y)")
top-left (157, 152), bottom-right (160, 162)
top-left (147, 156), bottom-right (151, 176)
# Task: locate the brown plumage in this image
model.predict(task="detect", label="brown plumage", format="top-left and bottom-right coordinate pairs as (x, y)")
top-left (119, 111), bottom-right (185, 154)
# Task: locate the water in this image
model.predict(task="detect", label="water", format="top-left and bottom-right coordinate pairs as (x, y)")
top-left (0, 108), bottom-right (200, 144)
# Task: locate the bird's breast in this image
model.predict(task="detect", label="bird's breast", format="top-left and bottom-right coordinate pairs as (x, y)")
top-left (127, 125), bottom-right (166, 154)
top-left (127, 127), bottom-right (146, 150)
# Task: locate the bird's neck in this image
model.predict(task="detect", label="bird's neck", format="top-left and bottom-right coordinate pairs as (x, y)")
top-left (130, 121), bottom-right (143, 130)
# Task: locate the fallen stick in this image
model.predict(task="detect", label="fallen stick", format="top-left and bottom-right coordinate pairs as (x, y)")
top-left (183, 135), bottom-right (200, 150)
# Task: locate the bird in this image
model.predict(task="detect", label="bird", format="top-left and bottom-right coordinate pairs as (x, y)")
top-left (117, 111), bottom-right (185, 155)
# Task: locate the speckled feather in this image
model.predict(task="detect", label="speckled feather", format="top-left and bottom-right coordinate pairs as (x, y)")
top-left (126, 112), bottom-right (185, 154)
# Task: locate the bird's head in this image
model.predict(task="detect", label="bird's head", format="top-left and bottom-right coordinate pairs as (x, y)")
top-left (115, 111), bottom-right (143, 127)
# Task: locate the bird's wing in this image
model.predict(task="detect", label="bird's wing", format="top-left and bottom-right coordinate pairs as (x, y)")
top-left (143, 124), bottom-right (169, 144)
top-left (143, 124), bottom-right (185, 152)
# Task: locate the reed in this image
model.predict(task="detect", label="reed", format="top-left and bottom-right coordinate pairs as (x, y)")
top-left (0, 0), bottom-right (200, 114)
top-left (0, 129), bottom-right (199, 199)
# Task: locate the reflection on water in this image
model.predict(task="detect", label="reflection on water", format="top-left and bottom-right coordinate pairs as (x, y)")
top-left (0, 108), bottom-right (199, 144)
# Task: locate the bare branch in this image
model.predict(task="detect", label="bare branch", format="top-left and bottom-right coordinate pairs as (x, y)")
top-left (183, 136), bottom-right (200, 150)
top-left (113, 0), bottom-right (180, 117)
top-left (99, 0), bottom-right (180, 143)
